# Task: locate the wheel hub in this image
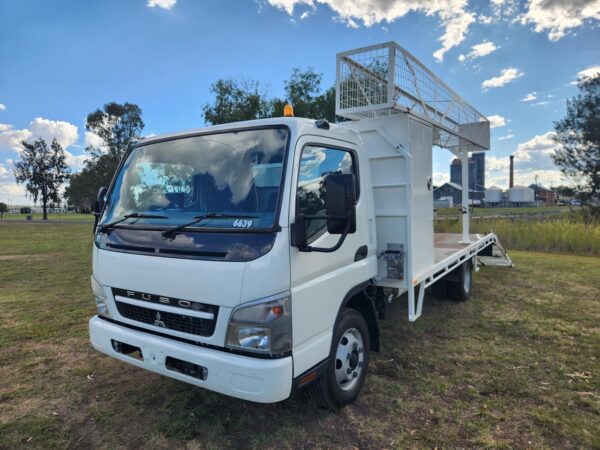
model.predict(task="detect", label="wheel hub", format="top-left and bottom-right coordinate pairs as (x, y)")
top-left (334, 328), bottom-right (365, 391)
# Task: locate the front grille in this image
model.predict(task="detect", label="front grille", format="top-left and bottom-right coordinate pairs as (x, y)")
top-left (115, 301), bottom-right (217, 337)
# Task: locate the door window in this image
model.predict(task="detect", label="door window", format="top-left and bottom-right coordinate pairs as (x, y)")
top-left (296, 145), bottom-right (357, 241)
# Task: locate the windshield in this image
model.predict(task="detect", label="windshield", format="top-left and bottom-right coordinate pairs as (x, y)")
top-left (100, 127), bottom-right (289, 231)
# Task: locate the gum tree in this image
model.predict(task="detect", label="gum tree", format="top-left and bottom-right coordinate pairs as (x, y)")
top-left (14, 138), bottom-right (70, 220)
top-left (553, 75), bottom-right (600, 199)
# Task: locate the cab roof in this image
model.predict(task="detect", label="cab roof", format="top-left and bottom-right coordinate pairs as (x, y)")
top-left (137, 117), bottom-right (360, 147)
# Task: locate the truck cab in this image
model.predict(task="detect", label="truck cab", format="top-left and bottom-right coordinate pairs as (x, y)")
top-left (90, 117), bottom-right (379, 407)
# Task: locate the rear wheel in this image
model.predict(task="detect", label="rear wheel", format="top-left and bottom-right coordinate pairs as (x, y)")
top-left (446, 260), bottom-right (472, 301)
top-left (308, 308), bottom-right (370, 410)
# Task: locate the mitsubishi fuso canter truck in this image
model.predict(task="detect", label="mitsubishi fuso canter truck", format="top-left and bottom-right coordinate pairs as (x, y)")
top-left (88, 42), bottom-right (511, 408)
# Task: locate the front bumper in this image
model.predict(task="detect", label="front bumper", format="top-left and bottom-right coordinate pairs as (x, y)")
top-left (89, 316), bottom-right (293, 403)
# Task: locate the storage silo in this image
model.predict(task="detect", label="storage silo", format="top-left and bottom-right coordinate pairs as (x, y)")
top-left (508, 186), bottom-right (534, 205)
top-left (485, 186), bottom-right (503, 205)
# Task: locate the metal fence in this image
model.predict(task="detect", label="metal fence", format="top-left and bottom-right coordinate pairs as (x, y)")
top-left (336, 42), bottom-right (490, 151)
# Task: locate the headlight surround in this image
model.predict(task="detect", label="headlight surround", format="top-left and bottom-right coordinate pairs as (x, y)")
top-left (91, 275), bottom-right (111, 318)
top-left (226, 292), bottom-right (291, 354)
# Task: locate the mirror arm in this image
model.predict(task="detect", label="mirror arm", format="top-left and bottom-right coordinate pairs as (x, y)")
top-left (296, 214), bottom-right (352, 253)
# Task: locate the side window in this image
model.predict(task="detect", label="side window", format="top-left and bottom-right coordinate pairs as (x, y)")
top-left (297, 145), bottom-right (357, 241)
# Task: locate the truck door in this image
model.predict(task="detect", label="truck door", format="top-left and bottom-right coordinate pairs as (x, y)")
top-left (289, 136), bottom-right (374, 377)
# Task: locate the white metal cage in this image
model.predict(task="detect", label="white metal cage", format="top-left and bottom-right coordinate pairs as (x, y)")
top-left (336, 42), bottom-right (490, 151)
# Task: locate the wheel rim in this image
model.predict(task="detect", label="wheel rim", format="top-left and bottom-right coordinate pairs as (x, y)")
top-left (463, 264), bottom-right (471, 293)
top-left (334, 327), bottom-right (365, 391)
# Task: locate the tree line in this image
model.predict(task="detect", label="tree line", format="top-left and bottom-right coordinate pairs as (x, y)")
top-left (11, 68), bottom-right (600, 219)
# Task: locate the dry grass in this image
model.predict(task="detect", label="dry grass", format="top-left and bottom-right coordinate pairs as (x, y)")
top-left (436, 212), bottom-right (600, 257)
top-left (0, 222), bottom-right (598, 448)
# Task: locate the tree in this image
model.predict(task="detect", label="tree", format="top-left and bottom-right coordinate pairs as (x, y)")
top-left (553, 76), bottom-right (600, 199)
top-left (14, 138), bottom-right (70, 220)
top-left (65, 102), bottom-right (144, 211)
top-left (203, 79), bottom-right (271, 125)
top-left (203, 68), bottom-right (337, 125)
top-left (86, 102), bottom-right (145, 188)
top-left (272, 68), bottom-right (336, 121)
top-left (553, 185), bottom-right (576, 198)
top-left (0, 202), bottom-right (7, 220)
top-left (64, 166), bottom-right (97, 213)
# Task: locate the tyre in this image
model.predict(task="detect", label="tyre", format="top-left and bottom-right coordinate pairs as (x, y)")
top-left (446, 260), bottom-right (472, 301)
top-left (308, 308), bottom-right (370, 410)
top-left (431, 280), bottom-right (447, 298)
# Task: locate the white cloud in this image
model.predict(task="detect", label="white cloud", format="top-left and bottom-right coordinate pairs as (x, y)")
top-left (264, 0), bottom-right (476, 61)
top-left (147, 0), bottom-right (176, 10)
top-left (64, 151), bottom-right (87, 170)
top-left (465, 41), bottom-right (498, 60)
top-left (0, 181), bottom-right (27, 205)
top-left (497, 133), bottom-right (514, 140)
top-left (0, 118), bottom-right (86, 168)
top-left (520, 0), bottom-right (600, 42)
top-left (300, 10), bottom-right (310, 19)
top-left (482, 67), bottom-right (523, 90)
top-left (487, 114), bottom-right (507, 128)
top-left (458, 54), bottom-right (466, 62)
top-left (28, 118), bottom-right (78, 150)
top-left (478, 14), bottom-right (493, 24)
top-left (532, 100), bottom-right (550, 106)
top-left (0, 164), bottom-right (8, 179)
top-left (0, 104), bottom-right (6, 111)
top-left (0, 117), bottom-right (78, 153)
top-left (577, 65), bottom-right (600, 80)
top-left (0, 127), bottom-right (32, 153)
top-left (491, 0), bottom-right (518, 18)
top-left (346, 17), bottom-right (359, 28)
top-left (521, 92), bottom-right (537, 102)
top-left (485, 131), bottom-right (566, 187)
top-left (433, 171), bottom-right (449, 186)
top-left (84, 131), bottom-right (106, 151)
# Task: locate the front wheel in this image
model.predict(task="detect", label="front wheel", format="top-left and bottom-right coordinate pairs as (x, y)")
top-left (308, 308), bottom-right (370, 410)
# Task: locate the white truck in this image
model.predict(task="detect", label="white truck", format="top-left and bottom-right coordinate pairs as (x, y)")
top-left (89, 42), bottom-right (511, 409)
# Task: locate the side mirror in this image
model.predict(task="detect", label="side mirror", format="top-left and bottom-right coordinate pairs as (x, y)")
top-left (95, 186), bottom-right (108, 215)
top-left (93, 186), bottom-right (108, 232)
top-left (325, 173), bottom-right (356, 234)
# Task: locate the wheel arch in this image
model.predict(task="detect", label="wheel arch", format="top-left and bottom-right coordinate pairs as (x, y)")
top-left (337, 281), bottom-right (380, 352)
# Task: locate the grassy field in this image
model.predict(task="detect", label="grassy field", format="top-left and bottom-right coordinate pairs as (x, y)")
top-left (436, 206), bottom-right (567, 218)
top-left (1, 222), bottom-right (599, 448)
top-left (0, 213), bottom-right (94, 222)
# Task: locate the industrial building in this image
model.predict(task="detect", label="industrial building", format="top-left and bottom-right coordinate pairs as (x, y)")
top-left (529, 184), bottom-right (558, 205)
top-left (438, 152), bottom-right (557, 208)
top-left (450, 152), bottom-right (485, 192)
top-left (434, 182), bottom-right (485, 206)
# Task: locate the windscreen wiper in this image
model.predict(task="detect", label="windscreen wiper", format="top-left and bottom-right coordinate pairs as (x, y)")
top-left (162, 213), bottom-right (259, 239)
top-left (98, 213), bottom-right (168, 233)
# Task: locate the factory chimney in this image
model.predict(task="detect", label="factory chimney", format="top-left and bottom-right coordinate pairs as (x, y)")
top-left (509, 155), bottom-right (514, 188)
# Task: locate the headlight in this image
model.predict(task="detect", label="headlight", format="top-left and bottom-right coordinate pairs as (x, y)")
top-left (226, 292), bottom-right (291, 354)
top-left (91, 275), bottom-right (111, 318)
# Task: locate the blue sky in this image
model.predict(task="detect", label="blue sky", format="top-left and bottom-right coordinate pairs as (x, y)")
top-left (1, 0), bottom-right (599, 205)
